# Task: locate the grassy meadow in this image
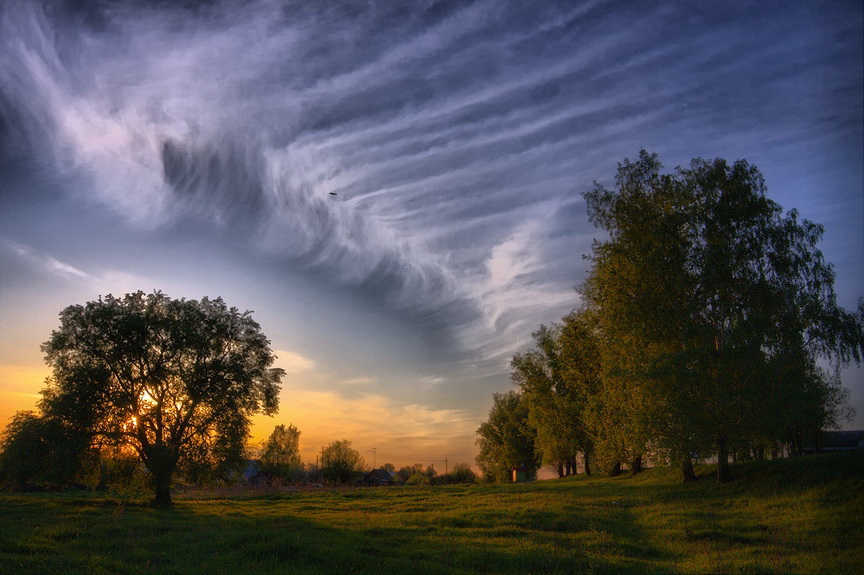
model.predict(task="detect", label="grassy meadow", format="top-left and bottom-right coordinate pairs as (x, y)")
top-left (1, 451), bottom-right (861, 575)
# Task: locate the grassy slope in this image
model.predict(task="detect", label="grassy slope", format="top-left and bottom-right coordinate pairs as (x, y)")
top-left (0, 451), bottom-right (861, 575)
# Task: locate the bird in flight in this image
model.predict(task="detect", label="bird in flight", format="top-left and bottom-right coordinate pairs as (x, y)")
top-left (329, 192), bottom-right (337, 196)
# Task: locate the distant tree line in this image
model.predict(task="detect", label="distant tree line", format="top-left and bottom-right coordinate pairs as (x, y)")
top-left (258, 437), bottom-right (476, 486)
top-left (477, 151), bottom-right (863, 483)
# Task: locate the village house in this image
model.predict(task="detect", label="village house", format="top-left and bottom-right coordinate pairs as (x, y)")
top-left (362, 469), bottom-right (400, 486)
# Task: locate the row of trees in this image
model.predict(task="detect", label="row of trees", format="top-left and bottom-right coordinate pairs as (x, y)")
top-left (260, 431), bottom-right (476, 485)
top-left (258, 426), bottom-right (476, 484)
top-left (477, 151), bottom-right (863, 483)
top-left (387, 462), bottom-right (477, 485)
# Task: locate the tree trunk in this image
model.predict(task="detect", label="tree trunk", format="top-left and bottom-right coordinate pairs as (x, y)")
top-left (631, 455), bottom-right (643, 475)
top-left (681, 457), bottom-right (697, 483)
top-left (608, 461), bottom-right (622, 477)
top-left (557, 462), bottom-right (564, 479)
top-left (146, 445), bottom-right (176, 508)
top-left (716, 435), bottom-right (730, 484)
top-left (151, 461), bottom-right (174, 507)
top-left (787, 431), bottom-right (803, 456)
top-left (153, 480), bottom-right (173, 507)
top-left (583, 451), bottom-right (592, 477)
top-left (753, 444), bottom-right (764, 461)
top-left (96, 456), bottom-right (108, 491)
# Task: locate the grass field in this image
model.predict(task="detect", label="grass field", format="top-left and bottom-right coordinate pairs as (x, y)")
top-left (1, 451), bottom-right (861, 575)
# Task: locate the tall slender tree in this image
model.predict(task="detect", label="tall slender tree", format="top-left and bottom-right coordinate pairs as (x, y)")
top-left (475, 391), bottom-right (539, 482)
top-left (512, 310), bottom-right (599, 477)
top-left (260, 423), bottom-right (302, 484)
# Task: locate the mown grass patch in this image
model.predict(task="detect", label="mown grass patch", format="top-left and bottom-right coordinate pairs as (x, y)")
top-left (1, 451), bottom-right (861, 574)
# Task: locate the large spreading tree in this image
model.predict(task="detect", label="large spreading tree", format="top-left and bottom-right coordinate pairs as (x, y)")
top-left (582, 150), bottom-right (862, 482)
top-left (40, 291), bottom-right (284, 505)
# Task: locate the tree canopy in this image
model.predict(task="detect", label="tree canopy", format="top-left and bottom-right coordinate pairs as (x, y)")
top-left (511, 311), bottom-right (599, 477)
top-left (475, 391), bottom-right (540, 482)
top-left (321, 439), bottom-right (366, 484)
top-left (0, 410), bottom-right (90, 490)
top-left (39, 291), bottom-right (284, 505)
top-left (259, 423), bottom-right (302, 484)
top-left (582, 150), bottom-right (862, 482)
top-left (477, 150), bottom-right (862, 484)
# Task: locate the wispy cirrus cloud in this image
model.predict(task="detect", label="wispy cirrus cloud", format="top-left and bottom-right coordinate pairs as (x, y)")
top-left (273, 350), bottom-right (316, 374)
top-left (2, 240), bottom-right (150, 297)
top-left (4, 240), bottom-right (96, 283)
top-left (337, 377), bottom-right (378, 386)
top-left (1, 0), bottom-right (860, 401)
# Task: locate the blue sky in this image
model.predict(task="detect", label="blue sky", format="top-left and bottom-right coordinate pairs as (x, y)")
top-left (1, 0), bottom-right (861, 469)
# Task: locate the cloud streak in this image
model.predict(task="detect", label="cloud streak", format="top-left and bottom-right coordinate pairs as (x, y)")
top-left (1, 0), bottom-right (861, 438)
top-left (2, 240), bottom-right (151, 297)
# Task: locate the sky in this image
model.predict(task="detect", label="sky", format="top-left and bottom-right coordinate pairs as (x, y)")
top-left (1, 0), bottom-right (862, 472)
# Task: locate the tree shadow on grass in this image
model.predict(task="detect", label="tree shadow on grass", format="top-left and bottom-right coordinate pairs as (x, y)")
top-left (4, 454), bottom-right (861, 574)
top-left (0, 491), bottom-right (678, 575)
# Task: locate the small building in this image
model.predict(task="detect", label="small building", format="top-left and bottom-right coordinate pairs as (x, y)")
top-left (511, 465), bottom-right (530, 483)
top-left (240, 459), bottom-right (269, 486)
top-left (363, 469), bottom-right (399, 486)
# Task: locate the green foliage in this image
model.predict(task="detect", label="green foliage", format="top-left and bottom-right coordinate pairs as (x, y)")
top-left (0, 410), bottom-right (90, 490)
top-left (475, 391), bottom-right (540, 482)
top-left (580, 150), bottom-right (862, 482)
top-left (259, 424), bottom-right (302, 484)
top-left (435, 462), bottom-right (476, 484)
top-left (395, 465), bottom-right (413, 482)
top-left (86, 445), bottom-right (150, 494)
top-left (405, 472), bottom-right (430, 485)
top-left (404, 464), bottom-right (439, 485)
top-left (512, 310), bottom-right (600, 477)
top-left (38, 291), bottom-right (284, 505)
top-left (396, 463), bottom-right (429, 483)
top-left (321, 439), bottom-right (366, 484)
top-left (0, 451), bottom-right (860, 574)
top-left (482, 150), bottom-right (861, 485)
